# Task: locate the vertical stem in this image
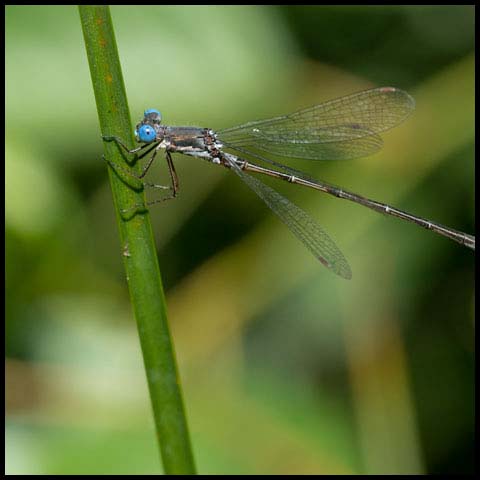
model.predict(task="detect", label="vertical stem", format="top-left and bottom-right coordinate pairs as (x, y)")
top-left (78, 6), bottom-right (196, 474)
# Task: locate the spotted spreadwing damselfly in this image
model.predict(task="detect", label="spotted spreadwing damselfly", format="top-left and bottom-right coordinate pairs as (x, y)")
top-left (103, 87), bottom-right (475, 279)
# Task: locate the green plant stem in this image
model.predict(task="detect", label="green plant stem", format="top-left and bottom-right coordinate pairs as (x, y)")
top-left (78, 6), bottom-right (196, 474)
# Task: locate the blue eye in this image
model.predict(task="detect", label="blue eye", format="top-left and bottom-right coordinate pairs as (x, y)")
top-left (144, 108), bottom-right (162, 123)
top-left (137, 124), bottom-right (157, 143)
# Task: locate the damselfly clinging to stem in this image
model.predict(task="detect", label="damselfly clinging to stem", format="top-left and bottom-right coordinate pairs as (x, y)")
top-left (103, 87), bottom-right (475, 279)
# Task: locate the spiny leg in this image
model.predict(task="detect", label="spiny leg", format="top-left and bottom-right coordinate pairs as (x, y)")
top-left (144, 151), bottom-right (179, 207)
top-left (102, 135), bottom-right (153, 155)
top-left (138, 145), bottom-right (161, 179)
top-left (102, 133), bottom-right (180, 213)
top-left (103, 135), bottom-right (159, 172)
top-left (166, 151), bottom-right (179, 195)
top-left (102, 130), bottom-right (170, 185)
top-left (102, 153), bottom-right (171, 191)
top-left (118, 151), bottom-right (180, 215)
top-left (106, 142), bottom-right (162, 181)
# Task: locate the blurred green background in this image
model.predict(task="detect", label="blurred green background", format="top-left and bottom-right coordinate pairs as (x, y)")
top-left (5, 5), bottom-right (474, 475)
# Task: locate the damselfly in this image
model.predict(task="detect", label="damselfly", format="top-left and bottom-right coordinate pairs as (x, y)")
top-left (103, 87), bottom-right (475, 279)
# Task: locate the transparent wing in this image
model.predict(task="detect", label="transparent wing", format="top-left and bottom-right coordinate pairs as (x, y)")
top-left (222, 135), bottom-right (384, 161)
top-left (218, 87), bottom-right (415, 160)
top-left (223, 154), bottom-right (352, 279)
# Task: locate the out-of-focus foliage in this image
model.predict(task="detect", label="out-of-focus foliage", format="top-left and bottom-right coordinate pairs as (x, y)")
top-left (6, 5), bottom-right (474, 475)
